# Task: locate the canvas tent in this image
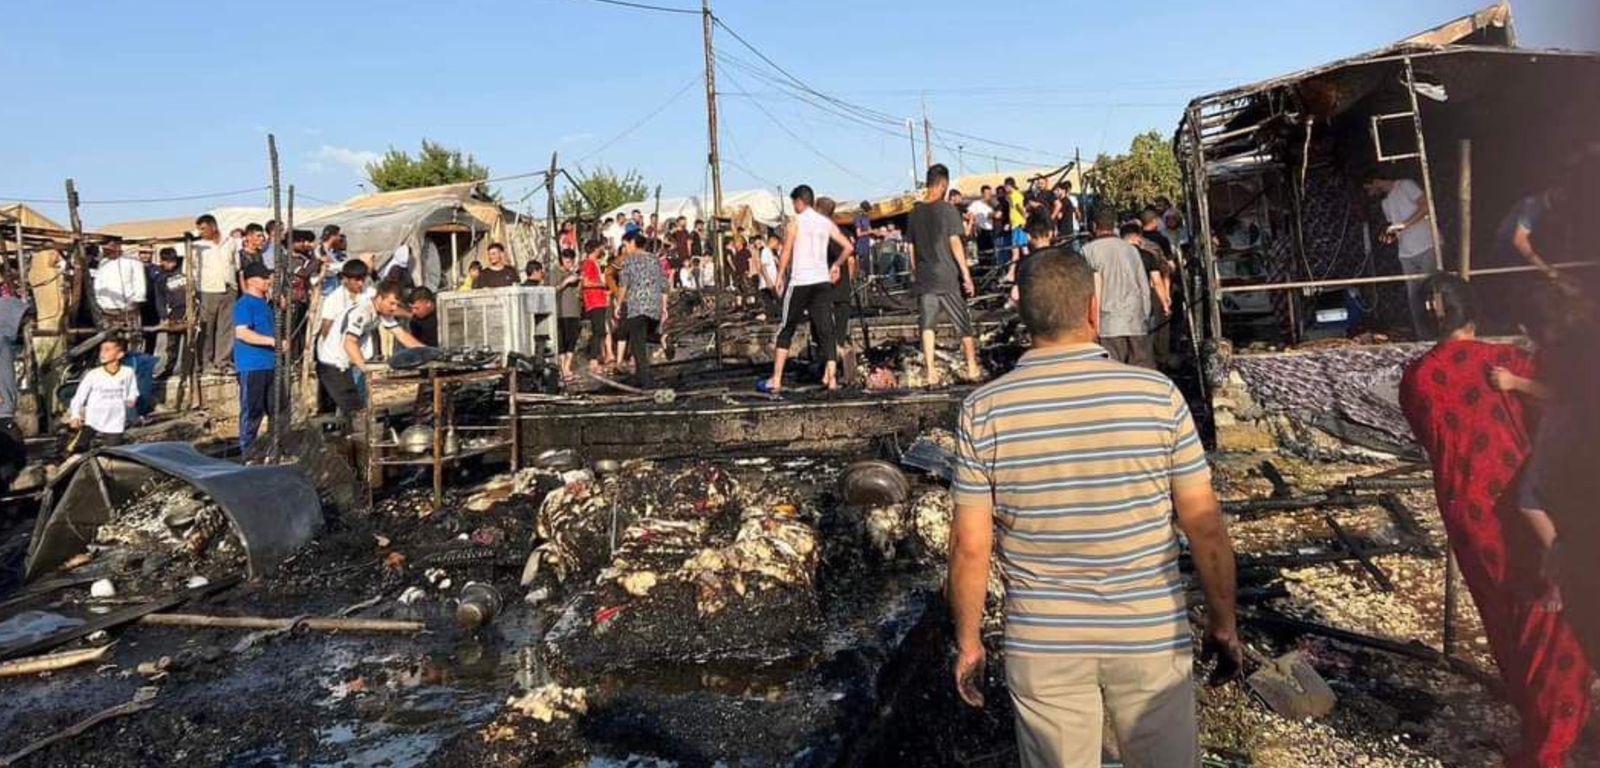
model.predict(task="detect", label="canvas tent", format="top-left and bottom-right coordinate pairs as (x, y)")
top-left (299, 182), bottom-right (537, 289)
top-left (0, 203), bottom-right (66, 232)
top-left (599, 188), bottom-right (795, 230)
top-left (102, 184), bottom-right (536, 289)
top-left (952, 164), bottom-right (1087, 200)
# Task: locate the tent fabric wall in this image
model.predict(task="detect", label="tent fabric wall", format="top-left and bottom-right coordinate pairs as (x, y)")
top-left (0, 203), bottom-right (67, 231)
top-left (598, 189), bottom-right (796, 229)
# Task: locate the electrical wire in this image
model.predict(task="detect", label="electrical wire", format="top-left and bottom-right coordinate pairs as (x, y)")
top-left (711, 18), bottom-right (1070, 164)
top-left (718, 69), bottom-right (880, 187)
top-left (719, 118), bottom-right (781, 190)
top-left (1, 185), bottom-right (268, 206)
top-left (717, 51), bottom-right (1063, 169)
top-left (571, 0), bottom-right (699, 16)
top-left (576, 72), bottom-right (704, 165)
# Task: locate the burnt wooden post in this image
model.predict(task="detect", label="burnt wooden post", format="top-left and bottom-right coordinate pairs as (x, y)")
top-left (1403, 57), bottom-right (1445, 274)
top-left (1458, 139), bottom-right (1472, 281)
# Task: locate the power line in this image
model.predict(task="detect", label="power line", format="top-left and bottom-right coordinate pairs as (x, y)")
top-left (571, 0), bottom-right (699, 16)
top-left (719, 118), bottom-right (781, 190)
top-left (1, 185), bottom-right (268, 206)
top-left (710, 17), bottom-right (1070, 163)
top-left (716, 54), bottom-right (905, 140)
top-left (719, 70), bottom-right (880, 187)
top-left (712, 19), bottom-right (903, 126)
top-left (719, 53), bottom-right (1054, 171)
top-left (576, 72), bottom-right (704, 165)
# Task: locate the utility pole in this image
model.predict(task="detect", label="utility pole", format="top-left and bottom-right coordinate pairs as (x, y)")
top-left (906, 119), bottom-right (919, 189)
top-left (957, 144), bottom-right (965, 177)
top-left (921, 95), bottom-right (933, 171)
top-left (701, 0), bottom-right (725, 282)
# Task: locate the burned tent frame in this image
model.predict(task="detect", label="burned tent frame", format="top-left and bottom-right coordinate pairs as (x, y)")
top-left (26, 442), bottom-right (323, 582)
top-left (1175, 4), bottom-right (1600, 347)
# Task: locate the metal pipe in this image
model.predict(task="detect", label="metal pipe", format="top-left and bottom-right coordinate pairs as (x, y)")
top-left (1215, 261), bottom-right (1597, 294)
top-left (1464, 261), bottom-right (1598, 276)
top-left (1403, 57), bottom-right (1446, 274)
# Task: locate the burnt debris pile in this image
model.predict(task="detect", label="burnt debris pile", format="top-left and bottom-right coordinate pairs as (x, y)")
top-left (85, 477), bottom-right (246, 592)
top-left (536, 462), bottom-right (826, 668)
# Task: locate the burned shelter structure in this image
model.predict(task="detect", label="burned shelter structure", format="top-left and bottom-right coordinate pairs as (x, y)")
top-left (1176, 3), bottom-right (1600, 350)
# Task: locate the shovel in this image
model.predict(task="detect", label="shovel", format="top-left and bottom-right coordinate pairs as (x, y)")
top-left (1243, 644), bottom-right (1337, 720)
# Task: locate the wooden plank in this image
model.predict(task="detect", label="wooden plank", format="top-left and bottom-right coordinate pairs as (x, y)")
top-left (0, 578), bottom-right (236, 662)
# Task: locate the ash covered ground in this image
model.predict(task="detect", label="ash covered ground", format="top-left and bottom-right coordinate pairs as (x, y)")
top-left (1, 445), bottom-right (1595, 767)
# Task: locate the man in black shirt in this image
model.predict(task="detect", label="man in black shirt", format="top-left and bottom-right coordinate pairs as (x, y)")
top-left (907, 164), bottom-right (979, 386)
top-left (475, 243), bottom-right (520, 288)
top-left (994, 184), bottom-right (1013, 267)
top-left (816, 197), bottom-right (859, 384)
top-left (407, 287), bottom-right (439, 347)
top-left (1139, 208), bottom-right (1176, 364)
top-left (1122, 221), bottom-right (1172, 367)
top-left (151, 248), bottom-right (188, 378)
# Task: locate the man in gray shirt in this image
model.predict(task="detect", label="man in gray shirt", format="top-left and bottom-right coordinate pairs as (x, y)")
top-left (1080, 209), bottom-right (1153, 368)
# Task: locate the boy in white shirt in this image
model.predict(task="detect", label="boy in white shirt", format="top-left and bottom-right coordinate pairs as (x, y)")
top-left (68, 337), bottom-right (139, 451)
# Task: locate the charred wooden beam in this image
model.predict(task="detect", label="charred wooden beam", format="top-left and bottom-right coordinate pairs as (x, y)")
top-left (1323, 511), bottom-right (1396, 592)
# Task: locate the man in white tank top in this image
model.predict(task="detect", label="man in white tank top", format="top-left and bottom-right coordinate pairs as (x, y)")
top-left (762, 184), bottom-right (855, 395)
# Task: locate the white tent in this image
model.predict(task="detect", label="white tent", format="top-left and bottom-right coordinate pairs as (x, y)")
top-left (598, 196), bottom-right (705, 226)
top-left (598, 188), bottom-right (795, 229)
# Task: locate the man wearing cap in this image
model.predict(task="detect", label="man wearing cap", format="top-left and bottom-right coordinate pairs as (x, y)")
top-left (234, 262), bottom-right (278, 455)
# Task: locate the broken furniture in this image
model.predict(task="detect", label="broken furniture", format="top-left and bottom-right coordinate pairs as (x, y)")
top-left (25, 443), bottom-right (321, 582)
top-left (365, 366), bottom-right (522, 510)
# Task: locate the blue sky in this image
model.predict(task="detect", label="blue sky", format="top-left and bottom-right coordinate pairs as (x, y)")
top-left (2, 0), bottom-right (1595, 228)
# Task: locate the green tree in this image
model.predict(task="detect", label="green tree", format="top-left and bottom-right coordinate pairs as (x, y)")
top-left (559, 166), bottom-right (650, 219)
top-left (365, 139), bottom-right (490, 193)
top-left (1087, 130), bottom-right (1182, 215)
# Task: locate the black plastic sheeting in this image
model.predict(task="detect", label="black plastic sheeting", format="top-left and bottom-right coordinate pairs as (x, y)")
top-left (24, 442), bottom-right (322, 582)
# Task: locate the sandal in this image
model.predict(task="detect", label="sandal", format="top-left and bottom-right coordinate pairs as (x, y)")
top-left (755, 378), bottom-right (782, 398)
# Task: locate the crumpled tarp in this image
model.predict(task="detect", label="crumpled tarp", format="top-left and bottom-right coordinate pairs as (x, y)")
top-left (26, 443), bottom-right (323, 582)
top-left (1230, 343), bottom-right (1430, 443)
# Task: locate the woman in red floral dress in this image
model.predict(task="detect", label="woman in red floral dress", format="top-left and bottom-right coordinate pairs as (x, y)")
top-left (1399, 274), bottom-right (1592, 767)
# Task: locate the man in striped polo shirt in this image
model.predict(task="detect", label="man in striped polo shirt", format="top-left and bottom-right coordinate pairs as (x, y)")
top-left (949, 249), bottom-right (1241, 767)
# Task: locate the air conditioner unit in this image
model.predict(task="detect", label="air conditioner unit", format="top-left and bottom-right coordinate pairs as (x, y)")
top-left (437, 286), bottom-right (558, 357)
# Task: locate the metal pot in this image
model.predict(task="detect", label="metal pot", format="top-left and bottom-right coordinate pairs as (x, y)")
top-left (592, 458), bottom-right (622, 477)
top-left (399, 425), bottom-right (434, 455)
top-left (456, 582), bottom-right (503, 631)
top-left (840, 460), bottom-right (911, 507)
